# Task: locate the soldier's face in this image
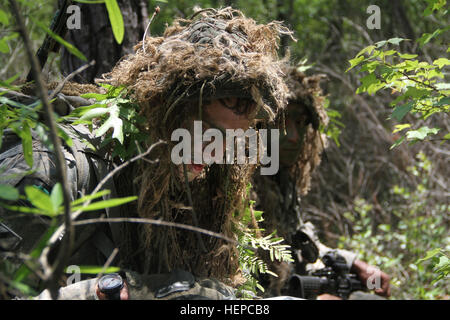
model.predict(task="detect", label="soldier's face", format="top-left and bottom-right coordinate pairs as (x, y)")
top-left (180, 98), bottom-right (254, 181)
top-left (279, 103), bottom-right (308, 167)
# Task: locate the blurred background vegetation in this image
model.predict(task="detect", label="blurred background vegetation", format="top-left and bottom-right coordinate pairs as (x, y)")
top-left (0, 0), bottom-right (448, 299)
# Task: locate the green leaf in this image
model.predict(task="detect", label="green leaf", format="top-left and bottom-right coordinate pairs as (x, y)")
top-left (0, 38), bottom-right (9, 53)
top-left (0, 73), bottom-right (20, 90)
top-left (390, 136), bottom-right (405, 149)
top-left (17, 121), bottom-right (33, 167)
top-left (435, 256), bottom-right (449, 270)
top-left (50, 183), bottom-right (63, 214)
top-left (391, 102), bottom-right (414, 121)
top-left (71, 196), bottom-right (137, 212)
top-left (405, 87), bottom-right (430, 100)
top-left (80, 92), bottom-right (108, 100)
top-left (416, 248), bottom-right (442, 264)
top-left (7, 280), bottom-right (38, 296)
top-left (380, 49), bottom-right (397, 57)
top-left (0, 9), bottom-right (9, 26)
top-left (433, 58), bottom-right (450, 69)
top-left (359, 60), bottom-right (380, 74)
top-left (0, 96), bottom-right (26, 108)
top-left (355, 45), bottom-right (376, 58)
top-left (56, 125), bottom-right (73, 147)
top-left (424, 0), bottom-right (447, 16)
top-left (356, 73), bottom-right (384, 95)
top-left (80, 107), bottom-right (109, 120)
top-left (435, 83), bottom-right (450, 90)
top-left (392, 123), bottom-right (411, 134)
top-left (378, 224), bottom-right (391, 232)
top-left (65, 265), bottom-right (121, 274)
top-left (33, 19), bottom-right (87, 61)
top-left (24, 186), bottom-right (55, 215)
top-left (398, 53), bottom-right (418, 60)
top-left (406, 126), bottom-right (440, 141)
top-left (387, 38), bottom-right (406, 45)
top-left (71, 189), bottom-right (111, 207)
top-left (94, 103), bottom-right (124, 143)
top-left (0, 184), bottom-right (19, 201)
top-left (0, 203), bottom-right (45, 215)
top-left (418, 29), bottom-right (443, 47)
top-left (67, 104), bottom-right (106, 119)
top-left (104, 0), bottom-right (124, 45)
top-left (346, 55), bottom-right (365, 72)
top-left (375, 40), bottom-right (387, 48)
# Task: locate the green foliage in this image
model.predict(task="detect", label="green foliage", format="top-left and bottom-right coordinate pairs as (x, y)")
top-left (348, 39), bottom-right (449, 146)
top-left (72, 0), bottom-right (125, 45)
top-left (343, 3), bottom-right (449, 296)
top-left (104, 0), bottom-right (124, 45)
top-left (0, 183), bottom-right (138, 218)
top-left (347, 2), bottom-right (449, 148)
top-left (235, 184), bottom-right (293, 299)
top-left (32, 18), bottom-right (87, 61)
top-left (65, 84), bottom-right (148, 161)
top-left (417, 249), bottom-right (450, 283)
top-left (64, 265), bottom-right (120, 274)
top-left (320, 97), bottom-right (344, 147)
top-left (0, 183), bottom-right (136, 297)
top-left (338, 152), bottom-right (449, 299)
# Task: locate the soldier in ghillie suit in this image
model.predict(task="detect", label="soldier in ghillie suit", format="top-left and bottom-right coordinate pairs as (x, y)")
top-left (251, 64), bottom-right (391, 299)
top-left (1, 8), bottom-right (294, 299)
top-left (100, 7), bottom-right (291, 284)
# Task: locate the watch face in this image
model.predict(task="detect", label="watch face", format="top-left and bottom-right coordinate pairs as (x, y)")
top-left (99, 274), bottom-right (123, 294)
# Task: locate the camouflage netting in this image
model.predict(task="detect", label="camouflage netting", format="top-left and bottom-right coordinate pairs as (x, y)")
top-left (283, 64), bottom-right (329, 195)
top-left (98, 7), bottom-right (292, 285)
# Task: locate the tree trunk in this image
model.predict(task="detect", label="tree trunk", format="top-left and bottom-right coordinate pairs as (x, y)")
top-left (60, 0), bottom-right (148, 83)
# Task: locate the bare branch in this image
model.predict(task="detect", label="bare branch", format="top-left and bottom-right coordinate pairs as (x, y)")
top-left (48, 60), bottom-right (96, 100)
top-left (95, 248), bottom-right (119, 280)
top-left (9, 0), bottom-right (73, 298)
top-left (72, 217), bottom-right (251, 251)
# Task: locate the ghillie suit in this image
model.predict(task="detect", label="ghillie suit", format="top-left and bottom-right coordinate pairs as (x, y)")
top-left (282, 66), bottom-right (329, 196)
top-left (252, 64), bottom-right (329, 244)
top-left (101, 7), bottom-right (292, 285)
top-left (251, 65), bottom-right (357, 296)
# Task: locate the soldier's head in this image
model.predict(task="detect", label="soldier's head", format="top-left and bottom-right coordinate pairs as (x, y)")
top-left (279, 64), bottom-right (329, 195)
top-left (177, 96), bottom-right (257, 181)
top-left (104, 7), bottom-right (291, 281)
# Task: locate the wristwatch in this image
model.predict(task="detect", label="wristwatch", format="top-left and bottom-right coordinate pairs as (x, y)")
top-left (97, 273), bottom-right (124, 300)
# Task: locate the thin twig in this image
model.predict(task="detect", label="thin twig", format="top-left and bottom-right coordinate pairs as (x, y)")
top-left (43, 140), bottom-right (166, 251)
top-left (72, 217), bottom-right (256, 251)
top-left (95, 248), bottom-right (119, 280)
top-left (48, 60), bottom-right (96, 100)
top-left (142, 6), bottom-right (160, 54)
top-left (9, 0), bottom-right (73, 299)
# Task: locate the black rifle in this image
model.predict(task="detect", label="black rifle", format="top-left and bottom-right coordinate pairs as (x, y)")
top-left (287, 251), bottom-right (367, 299)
